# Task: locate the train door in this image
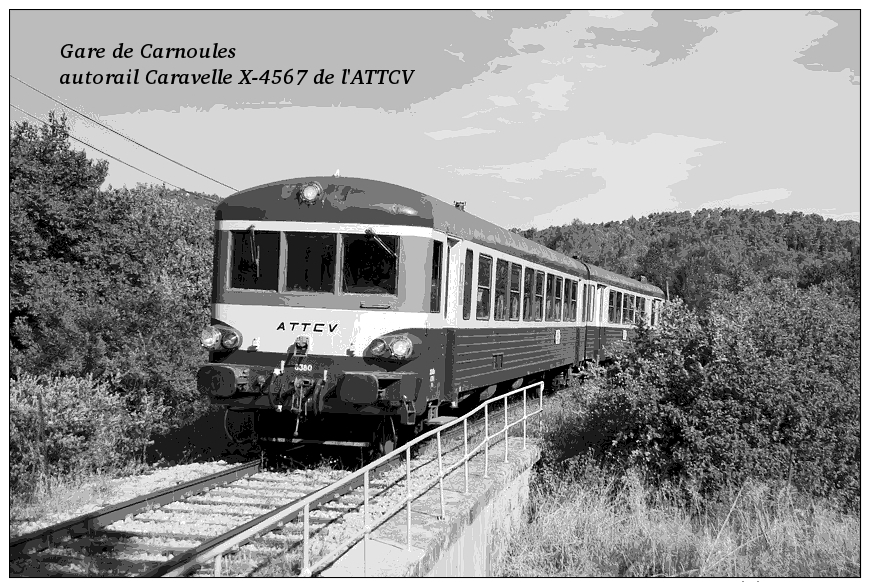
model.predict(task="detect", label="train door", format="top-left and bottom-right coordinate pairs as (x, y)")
top-left (441, 237), bottom-right (463, 406)
top-left (596, 284), bottom-right (607, 361)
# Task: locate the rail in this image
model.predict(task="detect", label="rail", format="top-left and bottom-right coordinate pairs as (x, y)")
top-left (9, 460), bottom-right (261, 559)
top-left (158, 381), bottom-right (544, 577)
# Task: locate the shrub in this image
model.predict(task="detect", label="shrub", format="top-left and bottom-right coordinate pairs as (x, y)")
top-left (579, 280), bottom-right (859, 507)
top-left (10, 373), bottom-right (168, 496)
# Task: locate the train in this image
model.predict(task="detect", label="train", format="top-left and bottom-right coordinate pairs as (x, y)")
top-left (198, 177), bottom-right (665, 458)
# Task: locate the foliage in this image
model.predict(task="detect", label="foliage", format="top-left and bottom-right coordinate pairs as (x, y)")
top-left (10, 373), bottom-right (168, 495)
top-left (516, 208), bottom-right (859, 310)
top-left (10, 114), bottom-right (215, 430)
top-left (579, 281), bottom-right (859, 507)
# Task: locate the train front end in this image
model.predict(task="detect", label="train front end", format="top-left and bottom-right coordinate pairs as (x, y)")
top-left (198, 178), bottom-right (444, 456)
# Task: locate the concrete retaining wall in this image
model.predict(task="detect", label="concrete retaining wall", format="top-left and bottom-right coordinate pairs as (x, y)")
top-left (321, 437), bottom-right (540, 577)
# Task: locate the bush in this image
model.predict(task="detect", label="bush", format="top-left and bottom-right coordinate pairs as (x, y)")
top-left (10, 373), bottom-right (168, 496)
top-left (578, 280), bottom-right (859, 507)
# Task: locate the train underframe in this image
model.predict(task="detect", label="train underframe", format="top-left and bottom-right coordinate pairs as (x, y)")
top-left (217, 364), bottom-right (574, 466)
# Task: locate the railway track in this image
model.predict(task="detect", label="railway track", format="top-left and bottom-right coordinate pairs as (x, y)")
top-left (10, 387), bottom-right (542, 577)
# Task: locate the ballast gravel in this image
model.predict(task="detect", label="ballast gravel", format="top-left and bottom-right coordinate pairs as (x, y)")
top-left (11, 461), bottom-right (241, 537)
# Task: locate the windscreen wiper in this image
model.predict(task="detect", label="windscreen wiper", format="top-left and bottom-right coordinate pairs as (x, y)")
top-left (365, 228), bottom-right (397, 258)
top-left (248, 225), bottom-right (260, 278)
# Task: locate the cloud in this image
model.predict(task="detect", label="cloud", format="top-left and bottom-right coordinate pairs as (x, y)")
top-left (444, 49), bottom-right (465, 62)
top-left (700, 188), bottom-right (791, 209)
top-left (526, 76), bottom-right (574, 110)
top-left (425, 127), bottom-right (497, 140)
top-left (488, 95), bottom-right (518, 107)
top-left (457, 133), bottom-right (722, 225)
top-left (794, 10), bottom-right (859, 84)
top-left (582, 10), bottom-right (739, 66)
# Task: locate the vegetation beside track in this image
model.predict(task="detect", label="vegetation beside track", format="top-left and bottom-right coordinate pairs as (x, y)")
top-left (500, 279), bottom-right (860, 577)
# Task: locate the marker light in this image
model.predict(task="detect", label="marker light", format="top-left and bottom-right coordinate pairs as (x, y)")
top-left (300, 182), bottom-right (322, 204)
top-left (221, 330), bottom-right (241, 349)
top-left (370, 338), bottom-right (388, 356)
top-left (201, 326), bottom-right (222, 349)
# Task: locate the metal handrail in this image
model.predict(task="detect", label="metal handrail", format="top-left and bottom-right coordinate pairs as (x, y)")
top-left (171, 381), bottom-right (543, 577)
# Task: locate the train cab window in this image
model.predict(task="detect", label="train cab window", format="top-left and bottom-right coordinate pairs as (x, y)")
top-left (509, 264), bottom-right (522, 321)
top-left (284, 232), bottom-right (336, 293)
top-left (534, 272), bottom-right (544, 321)
top-left (230, 229), bottom-right (280, 291)
top-left (341, 233), bottom-right (398, 295)
top-left (430, 241), bottom-right (443, 313)
top-left (522, 268), bottom-right (534, 321)
top-left (462, 250), bottom-right (473, 320)
top-left (476, 255), bottom-right (493, 320)
top-left (554, 277), bottom-right (563, 321)
top-left (494, 259), bottom-right (509, 321)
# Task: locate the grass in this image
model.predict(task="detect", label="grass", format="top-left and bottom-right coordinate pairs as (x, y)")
top-left (497, 379), bottom-right (860, 577)
top-left (498, 465), bottom-right (859, 577)
top-left (10, 459), bottom-right (148, 536)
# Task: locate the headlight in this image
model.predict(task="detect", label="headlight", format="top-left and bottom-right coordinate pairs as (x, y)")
top-left (201, 326), bottom-right (222, 349)
top-left (299, 182), bottom-right (322, 204)
top-left (389, 337), bottom-right (413, 359)
top-left (221, 330), bottom-right (241, 349)
top-left (370, 338), bottom-right (388, 356)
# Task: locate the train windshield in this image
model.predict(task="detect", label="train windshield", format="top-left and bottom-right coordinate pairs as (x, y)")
top-left (230, 229), bottom-right (280, 290)
top-left (285, 232), bottom-right (336, 293)
top-left (341, 232), bottom-right (398, 295)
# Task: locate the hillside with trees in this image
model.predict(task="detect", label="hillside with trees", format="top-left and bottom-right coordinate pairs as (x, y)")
top-left (515, 209), bottom-right (859, 310)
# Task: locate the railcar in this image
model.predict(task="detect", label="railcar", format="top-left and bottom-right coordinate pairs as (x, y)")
top-left (198, 177), bottom-right (665, 457)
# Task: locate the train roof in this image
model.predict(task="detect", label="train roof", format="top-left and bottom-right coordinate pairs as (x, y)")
top-left (218, 176), bottom-right (664, 299)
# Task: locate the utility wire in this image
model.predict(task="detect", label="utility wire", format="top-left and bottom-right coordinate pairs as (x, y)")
top-left (12, 103), bottom-right (218, 206)
top-left (11, 75), bottom-right (238, 192)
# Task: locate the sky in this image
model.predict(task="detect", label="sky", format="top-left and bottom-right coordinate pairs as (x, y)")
top-left (9, 9), bottom-right (860, 228)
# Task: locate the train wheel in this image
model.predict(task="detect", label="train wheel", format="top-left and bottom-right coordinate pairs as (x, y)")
top-left (224, 409), bottom-right (256, 444)
top-left (367, 416), bottom-right (398, 462)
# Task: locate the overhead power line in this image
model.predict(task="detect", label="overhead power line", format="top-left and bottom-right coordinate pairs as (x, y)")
top-left (11, 75), bottom-right (238, 192)
top-left (11, 103), bottom-right (219, 206)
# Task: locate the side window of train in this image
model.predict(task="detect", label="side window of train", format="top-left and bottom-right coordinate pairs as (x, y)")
top-left (230, 230), bottom-right (280, 291)
top-left (476, 254), bottom-right (493, 320)
top-left (570, 280), bottom-right (578, 321)
top-left (562, 279), bottom-right (571, 321)
top-left (545, 274), bottom-right (555, 321)
top-left (522, 268), bottom-right (534, 321)
top-left (534, 271), bottom-right (545, 321)
top-left (430, 241), bottom-right (443, 313)
top-left (462, 250), bottom-right (473, 320)
top-left (588, 285), bottom-right (596, 322)
top-left (609, 290), bottom-right (626, 324)
top-left (623, 293), bottom-right (633, 324)
top-left (651, 299), bottom-right (660, 326)
top-left (509, 263), bottom-right (522, 321)
top-left (580, 283), bottom-right (588, 321)
top-left (637, 296), bottom-right (645, 324)
top-left (608, 290), bottom-right (617, 323)
top-left (554, 276), bottom-right (563, 321)
top-left (494, 259), bottom-right (509, 321)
